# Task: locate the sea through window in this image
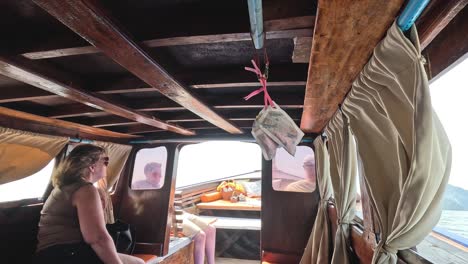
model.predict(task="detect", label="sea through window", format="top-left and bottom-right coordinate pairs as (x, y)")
top-left (176, 141), bottom-right (261, 188)
top-left (417, 56), bottom-right (468, 260)
top-left (0, 159), bottom-right (55, 202)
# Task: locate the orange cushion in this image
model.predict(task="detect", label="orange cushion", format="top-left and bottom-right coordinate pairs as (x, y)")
top-left (200, 191), bottom-right (222, 202)
top-left (133, 254), bottom-right (158, 263)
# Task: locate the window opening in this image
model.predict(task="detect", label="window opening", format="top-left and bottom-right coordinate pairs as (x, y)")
top-left (417, 57), bottom-right (468, 261)
top-left (353, 135), bottom-right (363, 219)
top-left (131, 146), bottom-right (168, 190)
top-left (176, 141), bottom-right (261, 188)
top-left (0, 159), bottom-right (55, 202)
top-left (272, 146), bottom-right (316, 193)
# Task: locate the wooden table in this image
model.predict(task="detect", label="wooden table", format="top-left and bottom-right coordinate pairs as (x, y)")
top-left (196, 198), bottom-right (261, 211)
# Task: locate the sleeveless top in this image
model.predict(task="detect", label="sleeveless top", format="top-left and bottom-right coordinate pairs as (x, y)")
top-left (36, 180), bottom-right (92, 252)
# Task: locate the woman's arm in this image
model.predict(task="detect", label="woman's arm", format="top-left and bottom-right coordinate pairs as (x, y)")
top-left (73, 184), bottom-right (123, 264)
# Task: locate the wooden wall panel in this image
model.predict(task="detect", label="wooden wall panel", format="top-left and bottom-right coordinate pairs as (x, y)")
top-left (113, 144), bottom-right (178, 256)
top-left (261, 143), bottom-right (320, 261)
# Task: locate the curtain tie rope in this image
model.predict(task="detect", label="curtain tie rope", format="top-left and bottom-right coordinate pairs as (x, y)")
top-left (320, 198), bottom-right (330, 206)
top-left (375, 240), bottom-right (398, 255)
top-left (337, 218), bottom-right (352, 226)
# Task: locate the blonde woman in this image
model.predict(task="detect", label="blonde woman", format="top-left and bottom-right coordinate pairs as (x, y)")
top-left (35, 144), bottom-right (144, 264)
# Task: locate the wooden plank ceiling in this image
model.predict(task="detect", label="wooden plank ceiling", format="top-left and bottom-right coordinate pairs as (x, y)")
top-left (0, 0), bottom-right (315, 141)
top-left (300, 0), bottom-right (467, 133)
top-left (0, 0), bottom-right (464, 141)
top-left (300, 0), bottom-right (406, 133)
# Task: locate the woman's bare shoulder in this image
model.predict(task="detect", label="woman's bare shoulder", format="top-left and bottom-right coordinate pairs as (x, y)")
top-left (72, 183), bottom-right (98, 205)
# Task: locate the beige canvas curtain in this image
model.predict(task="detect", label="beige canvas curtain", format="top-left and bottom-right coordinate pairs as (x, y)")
top-left (300, 136), bottom-right (333, 264)
top-left (326, 112), bottom-right (357, 264)
top-left (0, 126), bottom-right (68, 185)
top-left (95, 141), bottom-right (132, 188)
top-left (95, 141), bottom-right (132, 224)
top-left (341, 22), bottom-right (451, 264)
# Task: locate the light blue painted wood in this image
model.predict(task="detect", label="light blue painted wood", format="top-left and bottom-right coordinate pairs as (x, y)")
top-left (397, 0), bottom-right (430, 31)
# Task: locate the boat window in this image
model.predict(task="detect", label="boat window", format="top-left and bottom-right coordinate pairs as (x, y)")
top-left (417, 57), bottom-right (468, 259)
top-left (272, 146), bottom-right (316, 193)
top-left (131, 146), bottom-right (167, 190)
top-left (176, 141), bottom-right (261, 188)
top-left (0, 159), bottom-right (55, 202)
top-left (353, 135), bottom-right (363, 219)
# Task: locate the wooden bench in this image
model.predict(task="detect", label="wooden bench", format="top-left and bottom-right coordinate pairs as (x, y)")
top-left (198, 215), bottom-right (261, 231)
top-left (133, 238), bottom-right (194, 264)
top-left (196, 198), bottom-right (261, 211)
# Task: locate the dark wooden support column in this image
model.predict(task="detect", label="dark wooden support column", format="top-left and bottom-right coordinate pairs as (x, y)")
top-left (0, 56), bottom-right (194, 135)
top-left (33, 0), bottom-right (242, 134)
top-left (300, 0), bottom-right (405, 133)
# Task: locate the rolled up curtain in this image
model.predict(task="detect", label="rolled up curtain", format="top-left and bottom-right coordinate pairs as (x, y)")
top-left (0, 126), bottom-right (68, 184)
top-left (95, 141), bottom-right (132, 188)
top-left (300, 136), bottom-right (334, 264)
top-left (95, 141), bottom-right (132, 224)
top-left (326, 112), bottom-right (357, 264)
top-left (342, 22), bottom-right (451, 264)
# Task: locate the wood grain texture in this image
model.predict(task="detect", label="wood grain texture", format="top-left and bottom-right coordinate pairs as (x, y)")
top-left (33, 0), bottom-right (241, 134)
top-left (21, 15), bottom-right (314, 60)
top-left (46, 94), bottom-right (305, 119)
top-left (0, 64), bottom-right (307, 103)
top-left (417, 0), bottom-right (468, 50)
top-left (114, 144), bottom-right (178, 256)
top-left (159, 241), bottom-right (194, 264)
top-left (300, 0), bottom-right (405, 133)
top-left (261, 145), bottom-right (320, 259)
top-left (292, 37), bottom-right (313, 63)
top-left (68, 109), bottom-right (302, 128)
top-left (0, 105), bottom-right (136, 139)
top-left (425, 4), bottom-right (468, 79)
top-left (0, 55), bottom-right (194, 135)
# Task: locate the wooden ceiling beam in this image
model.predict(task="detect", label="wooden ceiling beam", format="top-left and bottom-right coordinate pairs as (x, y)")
top-left (0, 55), bottom-right (194, 135)
top-left (33, 0), bottom-right (242, 134)
top-left (0, 81), bottom-right (305, 103)
top-left (110, 120), bottom-right (271, 135)
top-left (300, 0), bottom-right (405, 133)
top-left (424, 4), bottom-right (468, 79)
top-left (20, 16), bottom-right (314, 60)
top-left (0, 105), bottom-right (137, 141)
top-left (0, 85), bottom-right (53, 103)
top-left (417, 0), bottom-right (468, 50)
top-left (0, 64), bottom-right (308, 103)
top-left (46, 94), bottom-right (305, 119)
top-left (65, 109), bottom-right (303, 128)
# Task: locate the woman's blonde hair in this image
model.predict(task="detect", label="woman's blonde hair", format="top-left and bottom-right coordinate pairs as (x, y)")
top-left (52, 144), bottom-right (106, 187)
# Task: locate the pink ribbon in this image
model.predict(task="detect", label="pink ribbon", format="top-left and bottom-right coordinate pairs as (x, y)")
top-left (244, 60), bottom-right (273, 107)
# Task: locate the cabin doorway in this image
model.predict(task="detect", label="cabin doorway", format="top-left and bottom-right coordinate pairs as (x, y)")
top-left (173, 141), bottom-right (263, 263)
